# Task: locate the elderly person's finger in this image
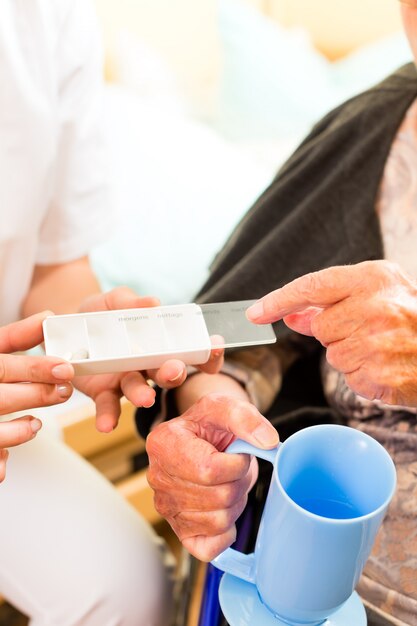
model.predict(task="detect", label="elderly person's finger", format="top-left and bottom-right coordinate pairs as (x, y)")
top-left (246, 268), bottom-right (354, 324)
top-left (282, 306), bottom-right (324, 337)
top-left (325, 338), bottom-right (369, 375)
top-left (147, 419), bottom-right (251, 485)
top-left (182, 393), bottom-right (279, 449)
top-left (146, 395), bottom-right (271, 558)
top-left (147, 394), bottom-right (277, 483)
top-left (344, 368), bottom-right (389, 404)
top-left (182, 527), bottom-right (238, 562)
top-left (343, 351), bottom-right (417, 406)
top-left (169, 495), bottom-right (248, 540)
top-left (148, 457), bottom-right (257, 514)
top-left (246, 260), bottom-right (405, 324)
top-left (0, 416), bottom-right (42, 448)
top-left (284, 297), bottom-right (374, 346)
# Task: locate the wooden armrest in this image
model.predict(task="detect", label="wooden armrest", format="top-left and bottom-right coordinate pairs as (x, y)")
top-left (116, 468), bottom-right (161, 526)
top-left (59, 397), bottom-right (139, 458)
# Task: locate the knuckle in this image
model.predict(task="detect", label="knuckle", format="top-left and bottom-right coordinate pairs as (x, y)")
top-left (146, 424), bottom-right (167, 457)
top-left (211, 509), bottom-right (236, 535)
top-left (172, 520), bottom-right (191, 543)
top-left (309, 312), bottom-right (323, 339)
top-left (367, 260), bottom-right (400, 288)
top-left (28, 362), bottom-right (39, 381)
top-left (171, 512), bottom-right (195, 537)
top-left (326, 344), bottom-right (341, 370)
top-left (345, 373), bottom-right (371, 401)
top-left (145, 430), bottom-right (158, 457)
top-left (145, 466), bottom-right (158, 490)
top-left (295, 272), bottom-right (320, 301)
top-left (153, 493), bottom-right (172, 517)
top-left (197, 459), bottom-right (217, 485)
top-left (377, 383), bottom-right (397, 405)
top-left (382, 389), bottom-right (397, 405)
top-left (301, 272), bottom-right (318, 295)
top-left (265, 291), bottom-right (281, 314)
top-left (39, 384), bottom-right (54, 405)
top-left (377, 259), bottom-right (397, 276)
top-left (217, 482), bottom-right (241, 509)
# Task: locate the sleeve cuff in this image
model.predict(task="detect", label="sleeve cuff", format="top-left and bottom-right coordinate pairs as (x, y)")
top-left (135, 361), bottom-right (258, 440)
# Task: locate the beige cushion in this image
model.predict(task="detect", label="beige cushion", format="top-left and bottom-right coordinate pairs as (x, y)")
top-left (265, 0), bottom-right (402, 60)
top-left (94, 0), bottom-right (221, 103)
top-left (94, 0), bottom-right (403, 106)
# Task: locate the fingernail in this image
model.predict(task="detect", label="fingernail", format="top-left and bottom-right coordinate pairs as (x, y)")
top-left (246, 300), bottom-right (264, 321)
top-left (169, 370), bottom-right (184, 383)
top-left (252, 424), bottom-right (279, 447)
top-left (51, 363), bottom-right (74, 380)
top-left (56, 383), bottom-right (72, 399)
top-left (30, 418), bottom-right (42, 434)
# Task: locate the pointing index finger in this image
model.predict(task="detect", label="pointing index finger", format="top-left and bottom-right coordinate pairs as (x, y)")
top-left (246, 264), bottom-right (372, 324)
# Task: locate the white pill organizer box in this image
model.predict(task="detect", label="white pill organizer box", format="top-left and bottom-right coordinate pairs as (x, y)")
top-left (43, 300), bottom-right (276, 375)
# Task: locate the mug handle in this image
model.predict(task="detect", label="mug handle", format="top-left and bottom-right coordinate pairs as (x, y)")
top-left (211, 438), bottom-right (280, 583)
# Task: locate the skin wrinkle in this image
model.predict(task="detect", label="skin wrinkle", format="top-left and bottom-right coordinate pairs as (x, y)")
top-left (146, 393), bottom-right (263, 558)
top-left (150, 464), bottom-right (253, 512)
top-left (146, 8), bottom-right (417, 602)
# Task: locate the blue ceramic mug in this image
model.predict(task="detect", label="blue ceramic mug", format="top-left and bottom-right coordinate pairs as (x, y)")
top-left (212, 424), bottom-right (396, 626)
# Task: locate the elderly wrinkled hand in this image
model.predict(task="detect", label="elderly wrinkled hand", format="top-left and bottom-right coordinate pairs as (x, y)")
top-left (146, 393), bottom-right (278, 561)
top-left (75, 287), bottom-right (224, 432)
top-left (247, 260), bottom-right (417, 406)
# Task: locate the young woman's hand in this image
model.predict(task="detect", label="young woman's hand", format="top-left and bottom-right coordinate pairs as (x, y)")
top-left (0, 312), bottom-right (75, 481)
top-left (75, 288), bottom-right (224, 432)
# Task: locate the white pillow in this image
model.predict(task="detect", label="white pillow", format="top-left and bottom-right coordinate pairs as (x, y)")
top-left (213, 0), bottom-right (411, 141)
top-left (90, 86), bottom-right (289, 304)
top-left (214, 0), bottom-right (334, 140)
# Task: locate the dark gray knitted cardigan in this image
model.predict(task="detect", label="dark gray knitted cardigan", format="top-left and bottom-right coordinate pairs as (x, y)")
top-left (138, 63), bottom-right (417, 432)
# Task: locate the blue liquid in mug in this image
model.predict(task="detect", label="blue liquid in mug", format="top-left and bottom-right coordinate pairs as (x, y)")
top-left (285, 468), bottom-right (364, 519)
top-left (294, 496), bottom-right (362, 519)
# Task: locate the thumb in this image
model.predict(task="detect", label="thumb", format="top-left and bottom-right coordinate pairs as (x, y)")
top-left (283, 306), bottom-right (324, 336)
top-left (184, 393), bottom-right (279, 449)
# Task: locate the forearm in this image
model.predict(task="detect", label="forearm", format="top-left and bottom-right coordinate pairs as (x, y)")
top-left (22, 256), bottom-right (100, 317)
top-left (175, 338), bottom-right (300, 415)
top-left (175, 371), bottom-right (250, 415)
